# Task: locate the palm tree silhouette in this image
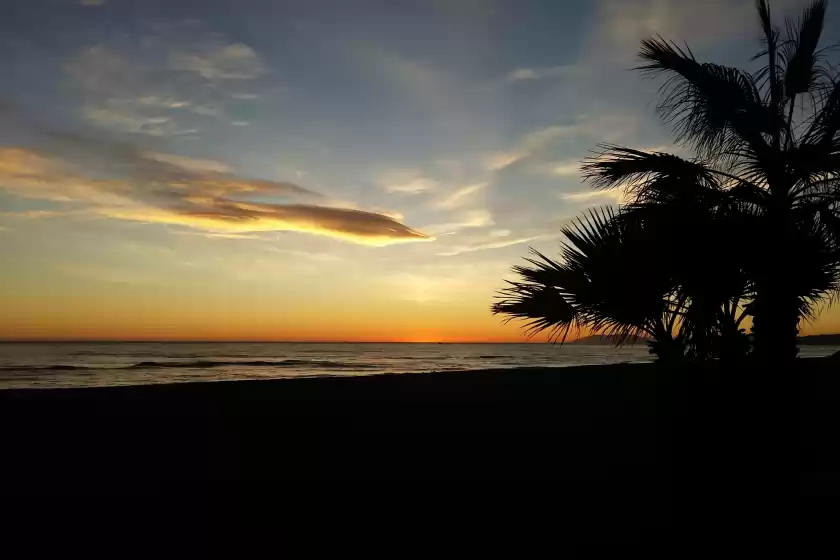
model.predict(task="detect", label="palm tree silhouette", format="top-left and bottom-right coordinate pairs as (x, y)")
top-left (581, 0), bottom-right (840, 364)
top-left (492, 207), bottom-right (681, 357)
top-left (493, 203), bottom-right (754, 362)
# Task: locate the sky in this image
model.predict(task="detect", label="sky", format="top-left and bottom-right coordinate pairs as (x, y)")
top-left (1, 0), bottom-right (838, 342)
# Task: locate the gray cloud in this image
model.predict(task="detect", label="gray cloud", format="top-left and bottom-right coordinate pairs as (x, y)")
top-left (504, 65), bottom-right (572, 84)
top-left (65, 24), bottom-right (267, 136)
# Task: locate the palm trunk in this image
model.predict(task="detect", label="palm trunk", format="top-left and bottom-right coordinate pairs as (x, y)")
top-left (751, 281), bottom-right (801, 364)
top-left (739, 200), bottom-right (799, 543)
top-left (752, 200), bottom-right (800, 366)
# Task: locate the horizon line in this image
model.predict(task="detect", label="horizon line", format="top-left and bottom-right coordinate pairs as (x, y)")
top-left (0, 339), bottom-right (555, 344)
top-left (1, 333), bottom-right (837, 344)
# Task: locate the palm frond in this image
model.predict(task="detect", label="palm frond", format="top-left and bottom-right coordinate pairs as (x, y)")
top-left (492, 282), bottom-right (580, 342)
top-left (803, 78), bottom-right (840, 146)
top-left (581, 144), bottom-right (760, 206)
top-left (790, 206), bottom-right (840, 318)
top-left (781, 0), bottom-right (829, 98)
top-left (754, 0), bottom-right (783, 112)
top-left (493, 207), bottom-right (665, 345)
top-left (637, 37), bottom-right (775, 158)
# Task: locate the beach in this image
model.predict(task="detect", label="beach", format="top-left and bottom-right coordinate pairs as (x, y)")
top-left (2, 358), bottom-right (839, 546)
top-left (0, 359), bottom-right (840, 540)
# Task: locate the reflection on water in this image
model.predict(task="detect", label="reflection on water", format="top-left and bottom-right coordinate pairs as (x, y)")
top-left (0, 342), bottom-right (835, 389)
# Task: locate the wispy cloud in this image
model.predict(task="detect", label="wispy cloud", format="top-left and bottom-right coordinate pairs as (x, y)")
top-left (550, 160), bottom-right (582, 177)
top-left (484, 152), bottom-right (524, 171)
top-left (436, 182), bottom-right (487, 210)
top-left (377, 169), bottom-right (439, 194)
top-left (65, 24), bottom-right (266, 136)
top-left (438, 234), bottom-right (549, 257)
top-left (83, 107), bottom-right (197, 137)
top-left (505, 65), bottom-right (571, 83)
top-left (422, 209), bottom-right (494, 235)
top-left (270, 247), bottom-right (346, 263)
top-left (561, 189), bottom-right (627, 205)
top-left (1, 210), bottom-right (67, 219)
top-left (487, 116), bottom-right (639, 175)
top-left (169, 43), bottom-right (265, 81)
top-left (143, 152), bottom-right (232, 174)
top-left (592, 0), bottom-right (803, 55)
top-left (484, 125), bottom-right (580, 173)
top-left (0, 136), bottom-right (432, 246)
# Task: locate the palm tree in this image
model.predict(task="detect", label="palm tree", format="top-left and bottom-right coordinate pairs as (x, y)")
top-left (493, 206), bottom-right (702, 362)
top-left (493, 199), bottom-right (756, 363)
top-left (631, 194), bottom-right (755, 362)
top-left (582, 0), bottom-right (840, 364)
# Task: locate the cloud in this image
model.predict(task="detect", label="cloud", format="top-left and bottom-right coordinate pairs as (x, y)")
top-left (80, 0), bottom-right (107, 6)
top-left (377, 169), bottom-right (439, 194)
top-left (438, 234), bottom-right (549, 257)
top-left (270, 248), bottom-right (346, 263)
top-left (561, 189), bottom-right (627, 205)
top-left (143, 152), bottom-right (232, 174)
top-left (66, 26), bottom-right (266, 136)
top-left (505, 65), bottom-right (571, 83)
top-left (485, 152), bottom-right (524, 171)
top-left (551, 160), bottom-right (582, 177)
top-left (83, 107), bottom-right (196, 137)
top-left (421, 209), bottom-right (494, 235)
top-left (101, 203), bottom-right (431, 246)
top-left (481, 130), bottom-right (565, 173)
top-left (1, 210), bottom-right (66, 219)
top-left (170, 43), bottom-right (265, 81)
top-left (593, 0), bottom-right (804, 55)
top-left (436, 182), bottom-right (487, 210)
top-left (486, 125), bottom-right (580, 172)
top-left (174, 231), bottom-right (265, 240)
top-left (0, 147), bottom-right (132, 204)
top-left (487, 116), bottom-right (639, 176)
top-left (0, 144), bottom-right (431, 246)
top-left (385, 272), bottom-right (471, 303)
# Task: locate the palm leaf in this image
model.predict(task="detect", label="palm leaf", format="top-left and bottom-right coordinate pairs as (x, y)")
top-left (637, 37), bottom-right (775, 158)
top-left (803, 78), bottom-right (840, 146)
top-left (754, 0), bottom-right (782, 114)
top-left (492, 207), bottom-right (665, 345)
top-left (781, 0), bottom-right (829, 99)
top-left (581, 144), bottom-right (759, 206)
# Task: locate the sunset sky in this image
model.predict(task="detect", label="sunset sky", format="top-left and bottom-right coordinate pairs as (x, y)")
top-left (2, 0), bottom-right (839, 341)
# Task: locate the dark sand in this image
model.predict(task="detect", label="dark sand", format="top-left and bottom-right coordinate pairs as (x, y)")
top-left (2, 359), bottom-right (838, 547)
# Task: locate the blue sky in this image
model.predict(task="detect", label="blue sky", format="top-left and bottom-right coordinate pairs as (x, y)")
top-left (2, 0), bottom-right (838, 340)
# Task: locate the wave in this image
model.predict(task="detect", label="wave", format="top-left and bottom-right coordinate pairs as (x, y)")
top-left (0, 364), bottom-right (93, 371)
top-left (478, 355), bottom-right (515, 359)
top-left (127, 359), bottom-right (381, 370)
top-left (0, 359), bottom-right (385, 373)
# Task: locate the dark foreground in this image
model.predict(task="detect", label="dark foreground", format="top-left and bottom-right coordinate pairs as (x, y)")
top-left (2, 359), bottom-right (839, 548)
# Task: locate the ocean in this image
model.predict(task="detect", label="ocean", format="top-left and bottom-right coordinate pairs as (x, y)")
top-left (0, 342), bottom-right (837, 389)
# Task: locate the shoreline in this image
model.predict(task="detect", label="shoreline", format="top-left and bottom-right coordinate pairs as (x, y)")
top-left (0, 361), bottom-right (654, 391)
